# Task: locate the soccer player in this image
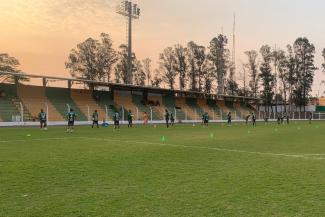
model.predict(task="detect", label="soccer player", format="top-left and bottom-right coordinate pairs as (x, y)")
top-left (67, 108), bottom-right (76, 133)
top-left (170, 112), bottom-right (175, 126)
top-left (286, 112), bottom-right (290, 124)
top-left (113, 112), bottom-right (120, 129)
top-left (204, 112), bottom-right (209, 127)
top-left (252, 112), bottom-right (256, 126)
top-left (165, 109), bottom-right (170, 128)
top-left (277, 113), bottom-right (281, 125)
top-left (201, 113), bottom-right (205, 126)
top-left (127, 110), bottom-right (133, 128)
top-left (38, 109), bottom-right (47, 130)
top-left (280, 113), bottom-right (284, 124)
top-left (227, 112), bottom-right (232, 126)
top-left (92, 110), bottom-right (99, 128)
top-left (308, 112), bottom-right (312, 124)
top-left (143, 112), bottom-right (149, 125)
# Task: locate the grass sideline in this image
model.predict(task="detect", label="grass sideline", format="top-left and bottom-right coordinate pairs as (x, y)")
top-left (1, 122), bottom-right (325, 216)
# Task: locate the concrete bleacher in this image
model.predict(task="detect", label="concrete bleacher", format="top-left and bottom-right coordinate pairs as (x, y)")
top-left (147, 94), bottom-right (165, 120)
top-left (175, 97), bottom-right (197, 120)
top-left (186, 98), bottom-right (205, 119)
top-left (234, 101), bottom-right (253, 118)
top-left (46, 87), bottom-right (87, 121)
top-left (17, 84), bottom-right (64, 121)
top-left (162, 94), bottom-right (186, 121)
top-left (197, 98), bottom-right (220, 120)
top-left (71, 89), bottom-right (107, 121)
top-left (114, 91), bottom-right (139, 120)
top-left (93, 90), bottom-right (122, 121)
top-left (207, 99), bottom-right (225, 120)
top-left (0, 83), bottom-right (21, 121)
top-left (0, 83), bottom-right (257, 123)
top-left (132, 92), bottom-right (161, 120)
top-left (216, 100), bottom-right (231, 120)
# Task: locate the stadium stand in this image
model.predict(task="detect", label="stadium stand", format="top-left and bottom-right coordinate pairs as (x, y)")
top-left (46, 87), bottom-right (87, 121)
top-left (114, 90), bottom-right (139, 120)
top-left (216, 100), bottom-right (231, 119)
top-left (0, 72), bottom-right (260, 124)
top-left (197, 98), bottom-right (220, 120)
top-left (186, 98), bottom-right (205, 119)
top-left (233, 101), bottom-right (251, 119)
top-left (147, 93), bottom-right (165, 119)
top-left (17, 84), bottom-right (64, 121)
top-left (162, 94), bottom-right (186, 121)
top-left (175, 97), bottom-right (197, 120)
top-left (93, 90), bottom-right (122, 121)
top-left (224, 101), bottom-right (242, 119)
top-left (71, 89), bottom-right (107, 121)
top-left (132, 92), bottom-right (161, 120)
top-left (0, 83), bottom-right (32, 121)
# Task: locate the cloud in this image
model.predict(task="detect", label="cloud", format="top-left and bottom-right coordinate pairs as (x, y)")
top-left (0, 0), bottom-right (124, 34)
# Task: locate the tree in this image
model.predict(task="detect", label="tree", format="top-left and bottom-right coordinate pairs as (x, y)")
top-left (151, 68), bottom-right (163, 88)
top-left (208, 34), bottom-right (230, 94)
top-left (225, 61), bottom-right (239, 95)
top-left (134, 60), bottom-right (146, 86)
top-left (66, 33), bottom-right (117, 88)
top-left (203, 62), bottom-right (214, 94)
top-left (159, 47), bottom-right (177, 89)
top-left (114, 44), bottom-right (136, 84)
top-left (293, 37), bottom-right (317, 111)
top-left (244, 50), bottom-right (259, 98)
top-left (0, 53), bottom-right (28, 82)
top-left (187, 41), bottom-right (207, 92)
top-left (259, 45), bottom-right (275, 113)
top-left (276, 49), bottom-right (289, 111)
top-left (142, 58), bottom-right (152, 86)
top-left (173, 44), bottom-right (187, 91)
top-left (285, 45), bottom-right (297, 111)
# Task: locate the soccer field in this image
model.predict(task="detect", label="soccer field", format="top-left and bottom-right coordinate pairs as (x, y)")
top-left (1, 122), bottom-right (325, 217)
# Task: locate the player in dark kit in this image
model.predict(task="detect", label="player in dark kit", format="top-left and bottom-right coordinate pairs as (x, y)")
top-left (277, 113), bottom-right (281, 125)
top-left (38, 109), bottom-right (47, 130)
top-left (67, 108), bottom-right (77, 133)
top-left (127, 110), bottom-right (133, 128)
top-left (165, 109), bottom-right (170, 128)
top-left (204, 112), bottom-right (209, 127)
top-left (92, 110), bottom-right (99, 128)
top-left (113, 112), bottom-right (120, 129)
top-left (308, 112), bottom-right (312, 124)
top-left (170, 112), bottom-right (175, 126)
top-left (252, 112), bottom-right (256, 126)
top-left (227, 112), bottom-right (232, 126)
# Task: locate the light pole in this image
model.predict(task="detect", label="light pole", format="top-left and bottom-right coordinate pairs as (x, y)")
top-left (117, 1), bottom-right (140, 84)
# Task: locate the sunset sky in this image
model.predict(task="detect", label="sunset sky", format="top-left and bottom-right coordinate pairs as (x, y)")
top-left (1, 0), bottom-right (325, 95)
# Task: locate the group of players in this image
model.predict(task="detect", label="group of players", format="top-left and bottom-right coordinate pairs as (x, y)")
top-left (38, 108), bottom-right (311, 131)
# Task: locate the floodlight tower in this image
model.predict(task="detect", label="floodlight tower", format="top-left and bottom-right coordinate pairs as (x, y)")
top-left (117, 1), bottom-right (140, 84)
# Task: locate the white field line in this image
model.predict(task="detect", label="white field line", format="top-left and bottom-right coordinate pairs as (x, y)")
top-left (1, 137), bottom-right (325, 160)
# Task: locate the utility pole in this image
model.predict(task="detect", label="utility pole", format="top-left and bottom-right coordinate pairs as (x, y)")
top-left (117, 1), bottom-right (140, 84)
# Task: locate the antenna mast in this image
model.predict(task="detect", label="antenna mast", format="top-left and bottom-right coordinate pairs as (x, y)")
top-left (232, 12), bottom-right (236, 80)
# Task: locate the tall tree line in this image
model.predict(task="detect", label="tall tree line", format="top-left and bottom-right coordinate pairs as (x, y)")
top-left (65, 33), bottom-right (320, 111)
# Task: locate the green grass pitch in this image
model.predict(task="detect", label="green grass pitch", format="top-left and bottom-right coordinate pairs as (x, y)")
top-left (1, 122), bottom-right (325, 216)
